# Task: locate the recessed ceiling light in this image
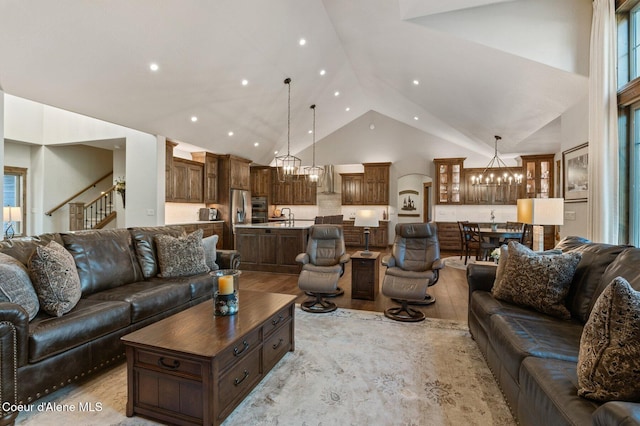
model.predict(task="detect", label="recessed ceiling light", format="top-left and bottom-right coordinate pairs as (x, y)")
top-left (228, 131), bottom-right (234, 137)
top-left (274, 150), bottom-right (278, 155)
top-left (254, 142), bottom-right (259, 147)
top-left (413, 116), bottom-right (419, 120)
top-left (345, 107), bottom-right (351, 112)
top-left (242, 79), bottom-right (249, 86)
top-left (191, 116), bottom-right (198, 122)
top-left (413, 79), bottom-right (420, 85)
top-left (149, 63), bottom-right (159, 72)
top-left (319, 69), bottom-right (326, 76)
top-left (299, 38), bottom-right (306, 46)
top-left (334, 91), bottom-right (340, 97)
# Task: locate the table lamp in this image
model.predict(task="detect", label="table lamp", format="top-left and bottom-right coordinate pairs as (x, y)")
top-left (3, 206), bottom-right (23, 239)
top-left (354, 209), bottom-right (379, 256)
top-left (517, 198), bottom-right (564, 251)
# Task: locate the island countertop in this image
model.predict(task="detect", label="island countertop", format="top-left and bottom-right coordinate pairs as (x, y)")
top-left (234, 220), bottom-right (314, 230)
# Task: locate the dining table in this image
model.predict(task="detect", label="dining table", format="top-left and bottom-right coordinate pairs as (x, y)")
top-left (479, 228), bottom-right (523, 245)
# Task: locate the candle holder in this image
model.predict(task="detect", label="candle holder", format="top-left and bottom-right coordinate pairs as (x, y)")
top-left (211, 269), bottom-right (241, 316)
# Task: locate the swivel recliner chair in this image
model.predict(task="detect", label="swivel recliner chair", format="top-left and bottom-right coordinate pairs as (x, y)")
top-left (296, 225), bottom-right (350, 313)
top-left (381, 222), bottom-right (444, 322)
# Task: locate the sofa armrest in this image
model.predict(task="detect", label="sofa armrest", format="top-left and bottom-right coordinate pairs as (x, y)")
top-left (0, 302), bottom-right (29, 367)
top-left (466, 263), bottom-right (497, 298)
top-left (593, 401), bottom-right (640, 426)
top-left (216, 249), bottom-right (240, 270)
top-left (0, 302), bottom-right (29, 422)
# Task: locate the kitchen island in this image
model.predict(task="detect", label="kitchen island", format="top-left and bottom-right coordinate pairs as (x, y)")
top-left (234, 221), bottom-right (313, 274)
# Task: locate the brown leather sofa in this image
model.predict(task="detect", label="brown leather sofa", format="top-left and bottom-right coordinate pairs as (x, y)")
top-left (0, 226), bottom-right (239, 425)
top-left (467, 236), bottom-right (640, 426)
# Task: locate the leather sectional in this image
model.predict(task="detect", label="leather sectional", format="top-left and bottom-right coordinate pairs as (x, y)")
top-left (467, 236), bottom-right (640, 425)
top-left (0, 226), bottom-right (239, 425)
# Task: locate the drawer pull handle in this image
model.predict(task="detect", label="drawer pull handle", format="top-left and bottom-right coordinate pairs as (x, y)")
top-left (234, 369), bottom-right (250, 386)
top-left (271, 314), bottom-right (284, 326)
top-left (158, 357), bottom-right (180, 370)
top-left (233, 340), bottom-right (250, 357)
top-left (272, 338), bottom-right (284, 350)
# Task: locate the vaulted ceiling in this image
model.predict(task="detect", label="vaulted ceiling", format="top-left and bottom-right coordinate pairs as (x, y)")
top-left (0, 0), bottom-right (591, 164)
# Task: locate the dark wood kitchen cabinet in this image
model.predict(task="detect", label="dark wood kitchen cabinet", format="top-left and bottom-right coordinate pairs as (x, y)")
top-left (434, 158), bottom-right (464, 204)
top-left (172, 158), bottom-right (204, 203)
top-left (236, 226), bottom-right (309, 274)
top-left (363, 162), bottom-right (390, 205)
top-left (165, 140), bottom-right (177, 201)
top-left (340, 173), bottom-right (364, 205)
top-left (250, 166), bottom-right (271, 198)
top-left (191, 152), bottom-right (219, 203)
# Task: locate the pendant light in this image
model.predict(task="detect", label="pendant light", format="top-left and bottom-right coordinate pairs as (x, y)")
top-left (275, 78), bottom-right (302, 182)
top-left (469, 135), bottom-right (523, 204)
top-left (304, 104), bottom-right (324, 186)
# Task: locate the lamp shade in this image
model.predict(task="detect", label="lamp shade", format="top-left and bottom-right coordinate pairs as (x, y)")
top-left (3, 206), bottom-right (22, 222)
top-left (354, 210), bottom-right (379, 228)
top-left (517, 198), bottom-right (564, 226)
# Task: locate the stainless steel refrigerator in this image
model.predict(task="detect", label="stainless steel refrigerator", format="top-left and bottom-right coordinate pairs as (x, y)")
top-left (230, 189), bottom-right (251, 243)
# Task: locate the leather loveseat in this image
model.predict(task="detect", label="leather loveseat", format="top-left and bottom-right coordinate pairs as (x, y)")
top-left (0, 226), bottom-right (239, 425)
top-left (467, 236), bottom-right (640, 426)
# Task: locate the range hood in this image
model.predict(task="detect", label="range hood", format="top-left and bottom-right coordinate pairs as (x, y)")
top-left (322, 165), bottom-right (336, 194)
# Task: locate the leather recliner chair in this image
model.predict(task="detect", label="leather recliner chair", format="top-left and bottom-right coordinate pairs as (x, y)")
top-left (381, 222), bottom-right (444, 322)
top-left (296, 225), bottom-right (350, 313)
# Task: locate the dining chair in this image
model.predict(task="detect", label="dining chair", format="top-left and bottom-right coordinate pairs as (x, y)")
top-left (502, 221), bottom-right (525, 245)
top-left (463, 222), bottom-right (497, 264)
top-left (457, 221), bottom-right (469, 260)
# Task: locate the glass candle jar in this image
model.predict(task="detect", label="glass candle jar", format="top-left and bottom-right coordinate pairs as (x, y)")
top-left (211, 269), bottom-right (240, 316)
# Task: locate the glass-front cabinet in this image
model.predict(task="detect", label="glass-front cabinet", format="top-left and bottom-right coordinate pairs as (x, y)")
top-left (521, 154), bottom-right (554, 199)
top-left (434, 158), bottom-right (465, 204)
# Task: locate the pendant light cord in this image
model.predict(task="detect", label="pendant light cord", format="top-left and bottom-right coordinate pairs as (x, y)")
top-left (310, 104), bottom-right (316, 166)
top-left (285, 78), bottom-right (291, 155)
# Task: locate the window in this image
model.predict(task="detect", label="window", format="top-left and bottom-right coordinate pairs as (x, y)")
top-left (617, 0), bottom-right (640, 245)
top-left (3, 167), bottom-right (27, 237)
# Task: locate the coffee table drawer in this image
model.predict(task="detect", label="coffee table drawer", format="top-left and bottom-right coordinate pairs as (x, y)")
top-left (136, 349), bottom-right (202, 378)
top-left (216, 327), bottom-right (261, 373)
top-left (263, 319), bottom-right (292, 372)
top-left (264, 305), bottom-right (292, 338)
top-left (217, 349), bottom-right (262, 418)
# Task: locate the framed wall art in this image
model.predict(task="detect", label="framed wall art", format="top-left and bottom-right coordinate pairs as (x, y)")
top-left (562, 142), bottom-right (588, 202)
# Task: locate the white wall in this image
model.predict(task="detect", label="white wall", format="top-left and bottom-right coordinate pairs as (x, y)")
top-left (559, 97), bottom-right (589, 240)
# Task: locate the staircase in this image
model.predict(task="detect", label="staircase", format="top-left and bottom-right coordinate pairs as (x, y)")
top-left (69, 186), bottom-right (118, 230)
top-left (45, 172), bottom-right (119, 231)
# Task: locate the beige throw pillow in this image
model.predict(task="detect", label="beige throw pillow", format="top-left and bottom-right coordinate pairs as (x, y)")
top-left (577, 277), bottom-right (640, 402)
top-left (155, 229), bottom-right (210, 278)
top-left (28, 240), bottom-right (81, 317)
top-left (0, 252), bottom-right (40, 320)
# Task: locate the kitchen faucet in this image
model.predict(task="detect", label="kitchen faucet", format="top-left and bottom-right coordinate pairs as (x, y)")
top-left (280, 208), bottom-right (294, 226)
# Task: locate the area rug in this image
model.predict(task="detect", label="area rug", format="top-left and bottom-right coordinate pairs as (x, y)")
top-left (14, 308), bottom-right (514, 426)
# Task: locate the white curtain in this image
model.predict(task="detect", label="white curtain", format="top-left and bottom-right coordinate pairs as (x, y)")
top-left (588, 0), bottom-right (619, 244)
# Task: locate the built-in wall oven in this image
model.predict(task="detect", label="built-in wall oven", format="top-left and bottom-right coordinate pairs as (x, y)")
top-left (251, 196), bottom-right (268, 223)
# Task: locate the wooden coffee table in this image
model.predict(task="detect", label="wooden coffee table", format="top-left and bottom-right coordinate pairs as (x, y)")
top-left (122, 290), bottom-right (296, 426)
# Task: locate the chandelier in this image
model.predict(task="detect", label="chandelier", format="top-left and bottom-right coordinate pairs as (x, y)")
top-left (303, 104), bottom-right (324, 186)
top-left (275, 78), bottom-right (302, 182)
top-left (469, 135), bottom-right (523, 204)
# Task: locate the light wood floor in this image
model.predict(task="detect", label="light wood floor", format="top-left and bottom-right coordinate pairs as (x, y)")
top-left (239, 249), bottom-right (469, 322)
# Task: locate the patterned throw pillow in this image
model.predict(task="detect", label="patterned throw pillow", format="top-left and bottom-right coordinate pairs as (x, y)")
top-left (0, 252), bottom-right (40, 320)
top-left (28, 240), bottom-right (81, 317)
top-left (577, 277), bottom-right (640, 402)
top-left (155, 229), bottom-right (210, 278)
top-left (492, 241), bottom-right (581, 319)
top-left (493, 243), bottom-right (562, 290)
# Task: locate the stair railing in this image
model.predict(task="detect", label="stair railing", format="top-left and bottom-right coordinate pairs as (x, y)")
top-left (45, 171), bottom-right (114, 216)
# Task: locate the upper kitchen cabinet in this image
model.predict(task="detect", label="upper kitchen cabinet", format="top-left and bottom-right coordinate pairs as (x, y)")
top-left (363, 162), bottom-right (391, 205)
top-left (165, 140), bottom-right (178, 201)
top-left (270, 168), bottom-right (317, 205)
top-left (191, 152), bottom-right (219, 203)
top-left (521, 154), bottom-right (554, 199)
top-left (341, 173), bottom-right (364, 205)
top-left (229, 156), bottom-right (251, 190)
top-left (250, 166), bottom-right (271, 198)
top-left (171, 158), bottom-right (204, 203)
top-left (434, 158), bottom-right (464, 204)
